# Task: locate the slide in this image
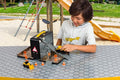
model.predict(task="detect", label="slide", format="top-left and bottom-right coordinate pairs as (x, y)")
top-left (57, 0), bottom-right (120, 42)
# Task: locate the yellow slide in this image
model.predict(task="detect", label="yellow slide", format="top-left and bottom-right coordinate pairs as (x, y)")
top-left (57, 0), bottom-right (120, 42)
top-left (89, 20), bottom-right (120, 42)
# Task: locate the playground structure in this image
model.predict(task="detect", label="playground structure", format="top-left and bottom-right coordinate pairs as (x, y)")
top-left (14, 0), bottom-right (120, 42)
top-left (14, 0), bottom-right (64, 41)
top-left (14, 0), bottom-right (47, 41)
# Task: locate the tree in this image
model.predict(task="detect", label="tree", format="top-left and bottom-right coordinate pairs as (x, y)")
top-left (0, 0), bottom-right (3, 4)
top-left (4, 0), bottom-right (6, 9)
top-left (10, 0), bottom-right (12, 3)
top-left (13, 0), bottom-right (15, 3)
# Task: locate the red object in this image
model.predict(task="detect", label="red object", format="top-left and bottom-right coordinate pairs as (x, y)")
top-left (32, 46), bottom-right (38, 52)
top-left (54, 54), bottom-right (57, 58)
top-left (29, 27), bottom-right (32, 30)
top-left (23, 51), bottom-right (27, 54)
top-left (32, 21), bottom-right (35, 22)
top-left (37, 8), bottom-right (39, 10)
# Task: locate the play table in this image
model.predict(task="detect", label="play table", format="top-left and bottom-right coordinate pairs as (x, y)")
top-left (0, 46), bottom-right (120, 79)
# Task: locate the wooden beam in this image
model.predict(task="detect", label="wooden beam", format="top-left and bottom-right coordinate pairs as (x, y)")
top-left (13, 0), bottom-right (15, 3)
top-left (49, 0), bottom-right (53, 31)
top-left (10, 0), bottom-right (12, 4)
top-left (60, 4), bottom-right (63, 25)
top-left (47, 0), bottom-right (50, 31)
top-left (36, 0), bottom-right (40, 33)
top-left (4, 0), bottom-right (6, 10)
top-left (46, 0), bottom-right (53, 31)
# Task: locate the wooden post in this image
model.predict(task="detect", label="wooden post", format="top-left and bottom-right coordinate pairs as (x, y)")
top-left (0, 0), bottom-right (3, 4)
top-left (36, 0), bottom-right (39, 33)
top-left (60, 4), bottom-right (63, 25)
top-left (47, 0), bottom-right (50, 31)
top-left (4, 0), bottom-right (6, 10)
top-left (47, 0), bottom-right (53, 31)
top-left (10, 0), bottom-right (12, 4)
top-left (13, 0), bottom-right (15, 3)
top-left (49, 0), bottom-right (53, 31)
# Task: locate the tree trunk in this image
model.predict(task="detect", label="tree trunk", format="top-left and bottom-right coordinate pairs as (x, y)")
top-left (10, 0), bottom-right (12, 4)
top-left (4, 0), bottom-right (6, 10)
top-left (0, 0), bottom-right (3, 4)
top-left (13, 0), bottom-right (15, 3)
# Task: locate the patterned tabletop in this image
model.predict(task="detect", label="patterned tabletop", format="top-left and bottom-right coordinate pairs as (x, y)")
top-left (0, 46), bottom-right (120, 79)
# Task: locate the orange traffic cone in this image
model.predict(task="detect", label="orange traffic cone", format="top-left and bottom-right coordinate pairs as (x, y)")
top-left (23, 51), bottom-right (27, 54)
top-left (48, 52), bottom-right (51, 56)
top-left (35, 62), bottom-right (38, 66)
top-left (41, 62), bottom-right (44, 66)
top-left (25, 59), bottom-right (29, 62)
top-left (54, 54), bottom-right (58, 58)
top-left (62, 62), bottom-right (66, 66)
top-left (24, 55), bottom-right (28, 59)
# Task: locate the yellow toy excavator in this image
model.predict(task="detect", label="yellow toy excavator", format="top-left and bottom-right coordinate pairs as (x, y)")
top-left (57, 0), bottom-right (120, 42)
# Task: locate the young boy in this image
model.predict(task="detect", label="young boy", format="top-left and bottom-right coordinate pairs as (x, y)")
top-left (56, 0), bottom-right (96, 53)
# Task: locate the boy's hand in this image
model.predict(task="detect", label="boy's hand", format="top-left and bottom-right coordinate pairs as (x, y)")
top-left (61, 44), bottom-right (76, 52)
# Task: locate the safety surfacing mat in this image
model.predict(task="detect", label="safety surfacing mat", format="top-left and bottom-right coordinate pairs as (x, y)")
top-left (0, 46), bottom-right (120, 79)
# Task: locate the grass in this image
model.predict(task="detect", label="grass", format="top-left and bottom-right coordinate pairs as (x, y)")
top-left (0, 3), bottom-right (69, 15)
top-left (0, 3), bottom-right (120, 18)
top-left (92, 3), bottom-right (120, 17)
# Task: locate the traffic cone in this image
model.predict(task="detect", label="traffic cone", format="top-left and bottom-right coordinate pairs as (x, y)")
top-left (62, 62), bottom-right (66, 66)
top-left (35, 62), bottom-right (37, 66)
top-left (41, 62), bottom-right (44, 66)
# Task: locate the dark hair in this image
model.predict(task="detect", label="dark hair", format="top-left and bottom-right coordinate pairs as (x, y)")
top-left (69, 0), bottom-right (93, 22)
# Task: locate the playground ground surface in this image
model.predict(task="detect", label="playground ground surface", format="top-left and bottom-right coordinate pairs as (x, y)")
top-left (0, 14), bottom-right (120, 46)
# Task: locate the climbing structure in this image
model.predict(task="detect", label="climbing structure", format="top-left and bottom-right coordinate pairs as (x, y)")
top-left (14, 0), bottom-right (45, 41)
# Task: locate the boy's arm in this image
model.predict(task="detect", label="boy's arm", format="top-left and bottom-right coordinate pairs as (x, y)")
top-left (61, 44), bottom-right (96, 53)
top-left (56, 39), bottom-right (62, 45)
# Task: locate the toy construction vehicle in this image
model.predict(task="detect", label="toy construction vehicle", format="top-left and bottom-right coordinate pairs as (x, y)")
top-left (23, 61), bottom-right (31, 68)
top-left (23, 61), bottom-right (34, 70)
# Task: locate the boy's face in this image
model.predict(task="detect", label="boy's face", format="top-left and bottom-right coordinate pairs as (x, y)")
top-left (71, 13), bottom-right (85, 27)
